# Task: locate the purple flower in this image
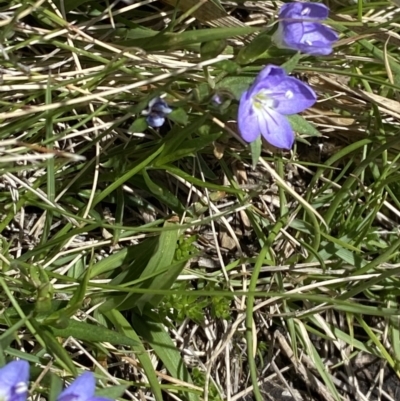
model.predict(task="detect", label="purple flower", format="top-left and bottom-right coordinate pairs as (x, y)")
top-left (211, 93), bottom-right (223, 105)
top-left (0, 360), bottom-right (29, 401)
top-left (238, 65), bottom-right (316, 149)
top-left (142, 97), bottom-right (172, 128)
top-left (272, 2), bottom-right (338, 56)
top-left (57, 372), bottom-right (112, 401)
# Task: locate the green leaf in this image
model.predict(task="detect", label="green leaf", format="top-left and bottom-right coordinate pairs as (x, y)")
top-left (215, 76), bottom-right (253, 100)
top-left (92, 145), bottom-right (164, 207)
top-left (282, 52), bottom-right (305, 73)
top-left (215, 59), bottom-right (239, 74)
top-left (160, 165), bottom-right (243, 194)
top-left (105, 310), bottom-right (163, 401)
top-left (48, 373), bottom-right (63, 401)
top-left (121, 221), bottom-right (181, 311)
top-left (142, 168), bottom-right (168, 197)
top-left (155, 133), bottom-right (221, 166)
top-left (142, 169), bottom-right (186, 214)
top-left (200, 39), bottom-right (227, 60)
top-left (119, 26), bottom-right (259, 51)
top-left (137, 259), bottom-right (187, 311)
top-left (168, 108), bottom-right (189, 125)
top-left (48, 319), bottom-right (140, 347)
top-left (96, 385), bottom-right (129, 400)
top-left (0, 316), bottom-right (31, 351)
top-left (90, 246), bottom-right (132, 278)
top-left (30, 320), bottom-right (77, 374)
top-left (236, 32), bottom-right (272, 65)
top-left (42, 264), bottom-right (91, 327)
top-left (98, 222), bottom-right (182, 312)
top-left (133, 311), bottom-right (200, 401)
top-left (130, 117), bottom-right (148, 132)
top-left (287, 114), bottom-right (321, 137)
top-left (156, 114), bottom-right (208, 165)
top-left (250, 137), bottom-right (262, 168)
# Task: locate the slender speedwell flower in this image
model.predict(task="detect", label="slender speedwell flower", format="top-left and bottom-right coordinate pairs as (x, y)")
top-left (142, 97), bottom-right (172, 128)
top-left (0, 360), bottom-right (29, 401)
top-left (238, 65), bottom-right (316, 149)
top-left (272, 2), bottom-right (338, 56)
top-left (57, 372), bottom-right (113, 401)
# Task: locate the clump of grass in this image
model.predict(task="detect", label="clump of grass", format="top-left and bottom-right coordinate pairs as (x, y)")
top-left (1, 1), bottom-right (400, 401)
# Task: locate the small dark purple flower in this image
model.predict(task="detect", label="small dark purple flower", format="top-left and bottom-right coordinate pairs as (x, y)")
top-left (211, 94), bottom-right (223, 105)
top-left (0, 360), bottom-right (29, 401)
top-left (57, 372), bottom-right (112, 401)
top-left (238, 65), bottom-right (316, 149)
top-left (142, 97), bottom-right (172, 128)
top-left (272, 2), bottom-right (338, 56)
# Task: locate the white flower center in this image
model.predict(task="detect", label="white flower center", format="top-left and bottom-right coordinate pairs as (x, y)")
top-left (15, 382), bottom-right (28, 395)
top-left (285, 90), bottom-right (294, 99)
top-left (301, 7), bottom-right (311, 16)
top-left (252, 91), bottom-right (278, 111)
top-left (305, 40), bottom-right (313, 46)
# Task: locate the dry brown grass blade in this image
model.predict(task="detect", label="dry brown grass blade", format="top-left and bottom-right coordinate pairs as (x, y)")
top-left (274, 331), bottom-right (337, 401)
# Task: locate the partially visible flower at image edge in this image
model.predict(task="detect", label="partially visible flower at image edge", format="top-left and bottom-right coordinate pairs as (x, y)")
top-left (238, 64), bottom-right (316, 149)
top-left (0, 360), bottom-right (30, 401)
top-left (142, 97), bottom-right (172, 128)
top-left (272, 2), bottom-right (338, 56)
top-left (57, 372), bottom-right (113, 401)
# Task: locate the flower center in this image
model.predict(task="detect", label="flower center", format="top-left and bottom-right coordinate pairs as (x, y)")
top-left (301, 7), bottom-right (311, 16)
top-left (285, 90), bottom-right (294, 99)
top-left (252, 91), bottom-right (278, 110)
top-left (14, 382), bottom-right (28, 395)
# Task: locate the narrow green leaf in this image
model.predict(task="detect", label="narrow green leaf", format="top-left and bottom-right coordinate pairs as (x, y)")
top-left (30, 320), bottom-right (77, 374)
top-left (134, 311), bottom-right (200, 401)
top-left (125, 221), bottom-right (181, 311)
top-left (142, 169), bottom-right (186, 214)
top-left (48, 373), bottom-right (63, 401)
top-left (200, 39), bottom-right (227, 60)
top-left (156, 114), bottom-right (208, 165)
top-left (43, 264), bottom-right (91, 326)
top-left (155, 133), bottom-right (221, 166)
top-left (130, 117), bottom-right (148, 132)
top-left (96, 385), bottom-right (129, 399)
top-left (236, 32), bottom-right (271, 65)
top-left (287, 114), bottom-right (321, 137)
top-left (105, 310), bottom-right (163, 401)
top-left (92, 145), bottom-right (164, 207)
top-left (250, 137), bottom-right (262, 169)
top-left (282, 52), bottom-right (304, 73)
top-left (48, 319), bottom-right (140, 348)
top-left (168, 108), bottom-right (189, 125)
top-left (215, 76), bottom-right (253, 100)
top-left (120, 26), bottom-right (259, 51)
top-left (90, 247), bottom-right (131, 278)
top-left (161, 165), bottom-right (243, 194)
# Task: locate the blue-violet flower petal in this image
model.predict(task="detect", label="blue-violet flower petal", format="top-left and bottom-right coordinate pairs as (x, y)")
top-left (142, 97), bottom-right (172, 128)
top-left (57, 373), bottom-right (113, 401)
top-left (273, 2), bottom-right (338, 56)
top-left (237, 64), bottom-right (316, 149)
top-left (0, 360), bottom-right (29, 401)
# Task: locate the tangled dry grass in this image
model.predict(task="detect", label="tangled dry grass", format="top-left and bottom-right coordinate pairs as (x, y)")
top-left (1, 1), bottom-right (400, 401)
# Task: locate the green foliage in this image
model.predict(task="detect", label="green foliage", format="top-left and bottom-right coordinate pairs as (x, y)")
top-left (160, 282), bottom-right (231, 323)
top-left (1, 1), bottom-right (400, 400)
top-left (191, 368), bottom-right (223, 401)
top-left (162, 283), bottom-right (209, 324)
top-left (236, 32), bottom-right (272, 65)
